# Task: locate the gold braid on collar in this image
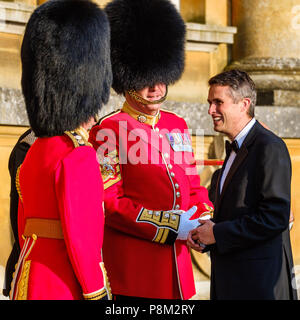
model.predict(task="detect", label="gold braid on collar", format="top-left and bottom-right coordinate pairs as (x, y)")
top-left (122, 101), bottom-right (160, 125)
top-left (64, 126), bottom-right (92, 148)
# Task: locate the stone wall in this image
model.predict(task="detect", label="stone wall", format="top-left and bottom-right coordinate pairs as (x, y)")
top-left (1, 87), bottom-right (300, 139)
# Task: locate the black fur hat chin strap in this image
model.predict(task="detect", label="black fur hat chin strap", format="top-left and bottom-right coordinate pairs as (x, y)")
top-left (127, 86), bottom-right (168, 105)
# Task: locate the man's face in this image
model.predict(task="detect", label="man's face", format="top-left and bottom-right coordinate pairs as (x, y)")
top-left (207, 85), bottom-right (247, 140)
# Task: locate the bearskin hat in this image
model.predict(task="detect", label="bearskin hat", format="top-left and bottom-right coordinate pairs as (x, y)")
top-left (21, 0), bottom-right (112, 137)
top-left (104, 0), bottom-right (186, 94)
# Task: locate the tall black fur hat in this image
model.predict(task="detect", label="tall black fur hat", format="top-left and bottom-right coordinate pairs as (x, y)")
top-left (104, 0), bottom-right (186, 94)
top-left (21, 0), bottom-right (112, 137)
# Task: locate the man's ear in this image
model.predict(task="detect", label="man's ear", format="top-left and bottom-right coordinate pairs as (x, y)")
top-left (240, 97), bottom-right (251, 113)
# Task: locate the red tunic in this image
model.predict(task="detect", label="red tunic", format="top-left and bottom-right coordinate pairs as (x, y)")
top-left (89, 102), bottom-right (213, 299)
top-left (10, 131), bottom-right (111, 300)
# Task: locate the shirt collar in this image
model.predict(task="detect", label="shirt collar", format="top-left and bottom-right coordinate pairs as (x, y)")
top-left (234, 118), bottom-right (256, 148)
top-left (121, 101), bottom-right (160, 126)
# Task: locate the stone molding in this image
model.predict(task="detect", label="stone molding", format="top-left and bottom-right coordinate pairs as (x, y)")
top-left (0, 1), bottom-right (34, 35)
top-left (186, 22), bottom-right (237, 51)
top-left (230, 57), bottom-right (300, 72)
top-left (1, 87), bottom-right (299, 138)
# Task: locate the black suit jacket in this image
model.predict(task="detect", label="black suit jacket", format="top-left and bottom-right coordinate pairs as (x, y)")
top-left (3, 129), bottom-right (33, 297)
top-left (209, 121), bottom-right (297, 300)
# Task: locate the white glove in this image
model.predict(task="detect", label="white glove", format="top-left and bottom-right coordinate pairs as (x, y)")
top-left (177, 206), bottom-right (200, 240)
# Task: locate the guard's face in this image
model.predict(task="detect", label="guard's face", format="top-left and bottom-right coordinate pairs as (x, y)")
top-left (133, 83), bottom-right (167, 116)
top-left (137, 83), bottom-right (166, 103)
top-left (207, 85), bottom-right (246, 140)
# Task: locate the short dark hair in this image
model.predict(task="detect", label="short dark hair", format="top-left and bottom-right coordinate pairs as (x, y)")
top-left (208, 69), bottom-right (256, 117)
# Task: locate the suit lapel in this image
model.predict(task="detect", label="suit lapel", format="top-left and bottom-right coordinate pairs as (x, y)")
top-left (219, 145), bottom-right (248, 201)
top-left (214, 153), bottom-right (229, 213)
top-left (214, 121), bottom-right (260, 214)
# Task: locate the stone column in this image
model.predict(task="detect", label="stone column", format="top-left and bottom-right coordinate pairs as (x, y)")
top-left (230, 0), bottom-right (300, 107)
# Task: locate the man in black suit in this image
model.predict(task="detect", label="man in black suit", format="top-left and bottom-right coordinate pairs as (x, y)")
top-left (187, 69), bottom-right (298, 300)
top-left (2, 129), bottom-right (35, 297)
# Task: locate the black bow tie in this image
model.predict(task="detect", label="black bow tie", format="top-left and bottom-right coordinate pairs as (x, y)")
top-left (225, 140), bottom-right (239, 157)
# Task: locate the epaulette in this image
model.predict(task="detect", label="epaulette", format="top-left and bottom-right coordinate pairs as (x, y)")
top-left (64, 128), bottom-right (92, 148)
top-left (160, 108), bottom-right (183, 119)
top-left (95, 109), bottom-right (121, 126)
top-left (20, 130), bottom-right (37, 146)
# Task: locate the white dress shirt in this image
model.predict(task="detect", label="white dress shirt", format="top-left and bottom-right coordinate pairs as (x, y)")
top-left (219, 118), bottom-right (256, 193)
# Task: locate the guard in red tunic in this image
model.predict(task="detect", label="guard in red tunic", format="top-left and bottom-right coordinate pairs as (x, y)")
top-left (10, 0), bottom-right (112, 300)
top-left (89, 0), bottom-right (214, 300)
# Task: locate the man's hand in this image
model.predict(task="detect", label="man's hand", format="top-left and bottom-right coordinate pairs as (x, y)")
top-left (187, 219), bottom-right (216, 252)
